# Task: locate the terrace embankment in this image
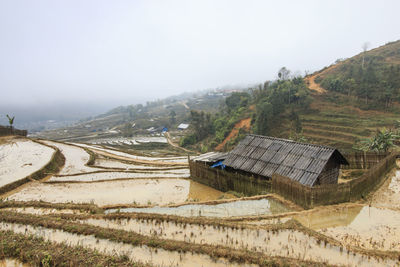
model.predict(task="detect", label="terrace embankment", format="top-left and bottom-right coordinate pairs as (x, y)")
top-left (0, 230), bottom-right (148, 267)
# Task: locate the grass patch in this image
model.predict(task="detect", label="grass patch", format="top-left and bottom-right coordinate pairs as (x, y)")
top-left (0, 200), bottom-right (104, 214)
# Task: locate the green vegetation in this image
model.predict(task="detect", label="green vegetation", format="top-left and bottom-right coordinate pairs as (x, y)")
top-left (182, 70), bottom-right (312, 151)
top-left (0, 230), bottom-right (148, 266)
top-left (6, 114), bottom-right (14, 127)
top-left (355, 128), bottom-right (399, 152)
top-left (315, 40), bottom-right (400, 109)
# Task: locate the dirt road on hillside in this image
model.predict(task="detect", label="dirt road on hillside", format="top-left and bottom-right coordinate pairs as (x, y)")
top-left (305, 75), bottom-right (327, 94)
top-left (216, 118), bottom-right (251, 151)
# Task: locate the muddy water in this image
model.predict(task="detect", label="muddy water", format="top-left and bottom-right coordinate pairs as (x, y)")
top-left (371, 162), bottom-right (400, 210)
top-left (72, 143), bottom-right (187, 163)
top-left (0, 222), bottom-right (255, 267)
top-left (78, 217), bottom-right (397, 267)
top-left (389, 169), bottom-right (400, 193)
top-left (293, 205), bottom-right (364, 230)
top-left (188, 181), bottom-right (234, 202)
top-left (0, 259), bottom-right (29, 267)
top-left (94, 158), bottom-right (182, 170)
top-left (8, 179), bottom-right (191, 206)
top-left (9, 178), bottom-right (229, 207)
top-left (48, 169), bottom-right (190, 182)
top-left (106, 198), bottom-right (291, 217)
top-left (299, 206), bottom-right (400, 251)
top-left (0, 207), bottom-right (86, 215)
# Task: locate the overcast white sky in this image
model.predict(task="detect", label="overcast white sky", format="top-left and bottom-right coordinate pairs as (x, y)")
top-left (1, 0), bottom-right (399, 108)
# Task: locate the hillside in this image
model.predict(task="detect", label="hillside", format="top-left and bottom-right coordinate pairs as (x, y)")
top-left (38, 41), bottom-right (400, 154)
top-left (183, 41), bottom-right (400, 153)
top-left (35, 89), bottom-right (229, 141)
top-left (311, 40), bottom-right (400, 109)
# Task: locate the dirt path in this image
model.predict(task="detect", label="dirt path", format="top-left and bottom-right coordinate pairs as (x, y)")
top-left (181, 101), bottom-right (189, 109)
top-left (305, 75), bottom-right (327, 94)
top-left (164, 132), bottom-right (197, 154)
top-left (216, 118), bottom-right (251, 151)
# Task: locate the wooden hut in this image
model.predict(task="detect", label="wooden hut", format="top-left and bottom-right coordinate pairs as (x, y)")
top-left (223, 134), bottom-right (348, 187)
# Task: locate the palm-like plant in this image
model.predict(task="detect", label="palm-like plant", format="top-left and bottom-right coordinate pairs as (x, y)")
top-left (359, 128), bottom-right (398, 152)
top-left (6, 114), bottom-right (15, 127)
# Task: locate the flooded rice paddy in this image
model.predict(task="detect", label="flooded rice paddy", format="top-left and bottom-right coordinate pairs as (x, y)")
top-left (0, 139), bottom-right (54, 188)
top-left (370, 161), bottom-right (400, 210)
top-left (71, 143), bottom-right (188, 163)
top-left (106, 198), bottom-right (292, 217)
top-left (389, 169), bottom-right (400, 193)
top-left (7, 179), bottom-right (228, 207)
top-left (306, 206), bottom-right (400, 251)
top-left (4, 138), bottom-right (400, 266)
top-left (88, 136), bottom-right (168, 146)
top-left (0, 222), bottom-right (256, 267)
top-left (75, 217), bottom-right (398, 267)
top-left (48, 169), bottom-right (190, 182)
top-left (8, 179), bottom-right (190, 206)
top-left (247, 204), bottom-right (400, 251)
top-left (94, 158), bottom-right (182, 170)
top-left (41, 140), bottom-right (101, 175)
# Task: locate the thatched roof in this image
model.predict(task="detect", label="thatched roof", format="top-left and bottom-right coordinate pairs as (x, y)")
top-left (223, 134), bottom-right (348, 186)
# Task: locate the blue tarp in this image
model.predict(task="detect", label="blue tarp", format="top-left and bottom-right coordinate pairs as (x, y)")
top-left (211, 160), bottom-right (226, 169)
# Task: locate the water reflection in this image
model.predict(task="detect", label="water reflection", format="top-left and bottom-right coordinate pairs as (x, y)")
top-left (106, 198), bottom-right (292, 217)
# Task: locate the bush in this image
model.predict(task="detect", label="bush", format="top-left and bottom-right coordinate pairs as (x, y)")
top-left (180, 133), bottom-right (196, 147)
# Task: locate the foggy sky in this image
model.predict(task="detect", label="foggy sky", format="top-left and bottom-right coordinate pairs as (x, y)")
top-left (1, 0), bottom-right (400, 108)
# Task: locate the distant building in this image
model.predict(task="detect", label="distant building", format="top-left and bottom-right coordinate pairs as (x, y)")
top-left (177, 123), bottom-right (189, 130)
top-left (222, 135), bottom-right (349, 186)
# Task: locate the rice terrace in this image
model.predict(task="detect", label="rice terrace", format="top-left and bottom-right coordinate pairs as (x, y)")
top-left (2, 1), bottom-right (400, 266)
top-left (2, 113), bottom-right (400, 266)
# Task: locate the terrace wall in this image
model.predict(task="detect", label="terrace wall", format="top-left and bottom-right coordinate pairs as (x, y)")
top-left (189, 161), bottom-right (271, 196)
top-left (0, 126), bottom-right (27, 137)
top-left (272, 152), bottom-right (397, 209)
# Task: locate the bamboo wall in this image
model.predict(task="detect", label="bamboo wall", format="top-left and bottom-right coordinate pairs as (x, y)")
top-left (342, 152), bottom-right (389, 169)
top-left (272, 152), bottom-right (397, 209)
top-left (189, 152), bottom-right (397, 209)
top-left (189, 161), bottom-right (271, 196)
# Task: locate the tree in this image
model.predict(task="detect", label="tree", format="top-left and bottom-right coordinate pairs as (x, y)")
top-left (6, 114), bottom-right (14, 127)
top-left (358, 128), bottom-right (398, 152)
top-left (289, 109), bottom-right (302, 133)
top-left (361, 42), bottom-right (370, 69)
top-left (225, 92), bottom-right (250, 113)
top-left (255, 102), bottom-right (273, 135)
top-left (169, 110), bottom-right (176, 125)
top-left (190, 110), bottom-right (213, 141)
top-left (278, 67), bottom-right (291, 81)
